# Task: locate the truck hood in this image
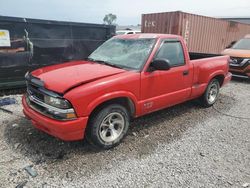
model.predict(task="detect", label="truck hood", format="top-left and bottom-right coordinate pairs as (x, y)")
top-left (222, 49), bottom-right (250, 58)
top-left (31, 61), bottom-right (126, 93)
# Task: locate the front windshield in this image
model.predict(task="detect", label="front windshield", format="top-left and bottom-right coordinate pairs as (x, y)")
top-left (88, 38), bottom-right (156, 70)
top-left (232, 38), bottom-right (250, 50)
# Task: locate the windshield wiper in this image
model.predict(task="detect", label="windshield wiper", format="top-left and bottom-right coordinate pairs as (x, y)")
top-left (86, 58), bottom-right (124, 69)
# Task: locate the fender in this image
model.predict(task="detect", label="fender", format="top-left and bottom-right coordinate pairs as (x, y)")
top-left (199, 69), bottom-right (225, 85)
top-left (208, 70), bottom-right (225, 83)
top-left (190, 69), bottom-right (225, 99)
top-left (86, 91), bottom-right (139, 117)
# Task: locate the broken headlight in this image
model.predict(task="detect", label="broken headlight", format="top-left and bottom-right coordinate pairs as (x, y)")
top-left (44, 95), bottom-right (71, 109)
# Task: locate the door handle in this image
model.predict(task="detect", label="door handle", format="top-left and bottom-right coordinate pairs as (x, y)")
top-left (183, 70), bottom-right (189, 76)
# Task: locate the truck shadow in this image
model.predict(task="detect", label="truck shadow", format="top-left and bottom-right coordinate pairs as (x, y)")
top-left (3, 93), bottom-right (236, 173)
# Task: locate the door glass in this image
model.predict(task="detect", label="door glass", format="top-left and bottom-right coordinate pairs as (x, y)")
top-left (156, 41), bottom-right (185, 67)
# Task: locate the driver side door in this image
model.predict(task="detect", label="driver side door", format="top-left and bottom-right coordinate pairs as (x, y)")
top-left (140, 39), bottom-right (192, 115)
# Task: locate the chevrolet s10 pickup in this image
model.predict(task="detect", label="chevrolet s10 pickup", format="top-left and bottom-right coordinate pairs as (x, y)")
top-left (22, 34), bottom-right (232, 149)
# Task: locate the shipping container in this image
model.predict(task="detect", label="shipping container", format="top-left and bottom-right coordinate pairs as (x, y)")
top-left (142, 11), bottom-right (250, 54)
top-left (0, 16), bottom-right (115, 89)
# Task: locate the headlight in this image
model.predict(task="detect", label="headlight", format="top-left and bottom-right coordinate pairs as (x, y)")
top-left (46, 107), bottom-right (77, 120)
top-left (44, 95), bottom-right (71, 109)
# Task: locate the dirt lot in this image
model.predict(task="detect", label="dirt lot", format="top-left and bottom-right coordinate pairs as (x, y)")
top-left (0, 79), bottom-right (249, 188)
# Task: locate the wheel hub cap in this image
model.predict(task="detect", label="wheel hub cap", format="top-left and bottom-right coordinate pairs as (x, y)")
top-left (99, 112), bottom-right (125, 142)
top-left (208, 83), bottom-right (218, 103)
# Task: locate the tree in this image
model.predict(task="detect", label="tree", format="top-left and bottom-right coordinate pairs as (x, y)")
top-left (103, 13), bottom-right (117, 25)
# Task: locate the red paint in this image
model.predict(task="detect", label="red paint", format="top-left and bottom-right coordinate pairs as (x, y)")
top-left (23, 34), bottom-right (231, 141)
top-left (22, 97), bottom-right (88, 141)
top-left (31, 61), bottom-right (126, 94)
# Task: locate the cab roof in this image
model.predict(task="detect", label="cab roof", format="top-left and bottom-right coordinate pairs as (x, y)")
top-left (114, 33), bottom-right (182, 40)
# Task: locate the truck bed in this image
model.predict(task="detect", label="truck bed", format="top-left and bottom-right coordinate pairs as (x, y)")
top-left (189, 52), bottom-right (222, 60)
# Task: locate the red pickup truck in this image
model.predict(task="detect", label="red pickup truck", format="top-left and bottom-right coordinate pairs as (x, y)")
top-left (22, 34), bottom-right (231, 149)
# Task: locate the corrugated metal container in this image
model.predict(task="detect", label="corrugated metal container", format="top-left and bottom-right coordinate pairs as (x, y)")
top-left (0, 16), bottom-right (115, 89)
top-left (142, 11), bottom-right (250, 54)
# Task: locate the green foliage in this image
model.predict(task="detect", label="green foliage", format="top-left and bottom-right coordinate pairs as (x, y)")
top-left (103, 13), bottom-right (117, 25)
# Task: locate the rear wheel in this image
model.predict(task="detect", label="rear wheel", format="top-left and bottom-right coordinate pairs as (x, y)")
top-left (86, 104), bottom-right (130, 149)
top-left (200, 79), bottom-right (220, 107)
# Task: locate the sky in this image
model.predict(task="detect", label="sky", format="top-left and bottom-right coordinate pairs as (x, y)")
top-left (0, 0), bottom-right (250, 25)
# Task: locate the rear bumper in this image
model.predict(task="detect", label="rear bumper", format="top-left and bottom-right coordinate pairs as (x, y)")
top-left (222, 72), bottom-right (232, 86)
top-left (22, 96), bottom-right (88, 141)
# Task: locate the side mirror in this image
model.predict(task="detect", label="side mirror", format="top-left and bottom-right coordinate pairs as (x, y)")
top-left (150, 59), bottom-right (171, 71)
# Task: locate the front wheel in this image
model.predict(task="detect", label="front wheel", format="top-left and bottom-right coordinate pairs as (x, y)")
top-left (86, 104), bottom-right (130, 149)
top-left (200, 79), bottom-right (220, 107)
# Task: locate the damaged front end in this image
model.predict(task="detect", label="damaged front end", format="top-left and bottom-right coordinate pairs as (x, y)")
top-left (25, 72), bottom-right (77, 121)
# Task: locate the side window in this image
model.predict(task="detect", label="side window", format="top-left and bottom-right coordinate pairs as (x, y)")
top-left (155, 41), bottom-right (185, 67)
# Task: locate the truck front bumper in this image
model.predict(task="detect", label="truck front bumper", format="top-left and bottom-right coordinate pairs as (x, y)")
top-left (22, 96), bottom-right (88, 141)
top-left (230, 59), bottom-right (250, 78)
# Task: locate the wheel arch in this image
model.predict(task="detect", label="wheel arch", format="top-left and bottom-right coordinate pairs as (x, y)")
top-left (86, 92), bottom-right (138, 119)
top-left (210, 74), bottom-right (225, 86)
top-left (85, 96), bottom-right (135, 149)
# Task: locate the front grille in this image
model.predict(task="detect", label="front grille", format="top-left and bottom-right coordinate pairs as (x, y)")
top-left (27, 84), bottom-right (44, 102)
top-left (25, 73), bottom-right (76, 121)
top-left (230, 57), bottom-right (250, 69)
top-left (27, 96), bottom-right (46, 114)
top-left (26, 77), bottom-right (50, 117)
top-left (230, 57), bottom-right (244, 64)
top-left (26, 83), bottom-right (47, 117)
top-left (26, 96), bottom-right (64, 120)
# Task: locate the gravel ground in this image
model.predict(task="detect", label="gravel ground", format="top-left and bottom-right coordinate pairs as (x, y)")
top-left (0, 79), bottom-right (249, 188)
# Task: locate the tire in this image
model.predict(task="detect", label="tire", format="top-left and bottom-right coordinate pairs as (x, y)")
top-left (86, 104), bottom-right (130, 149)
top-left (200, 79), bottom-right (220, 108)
